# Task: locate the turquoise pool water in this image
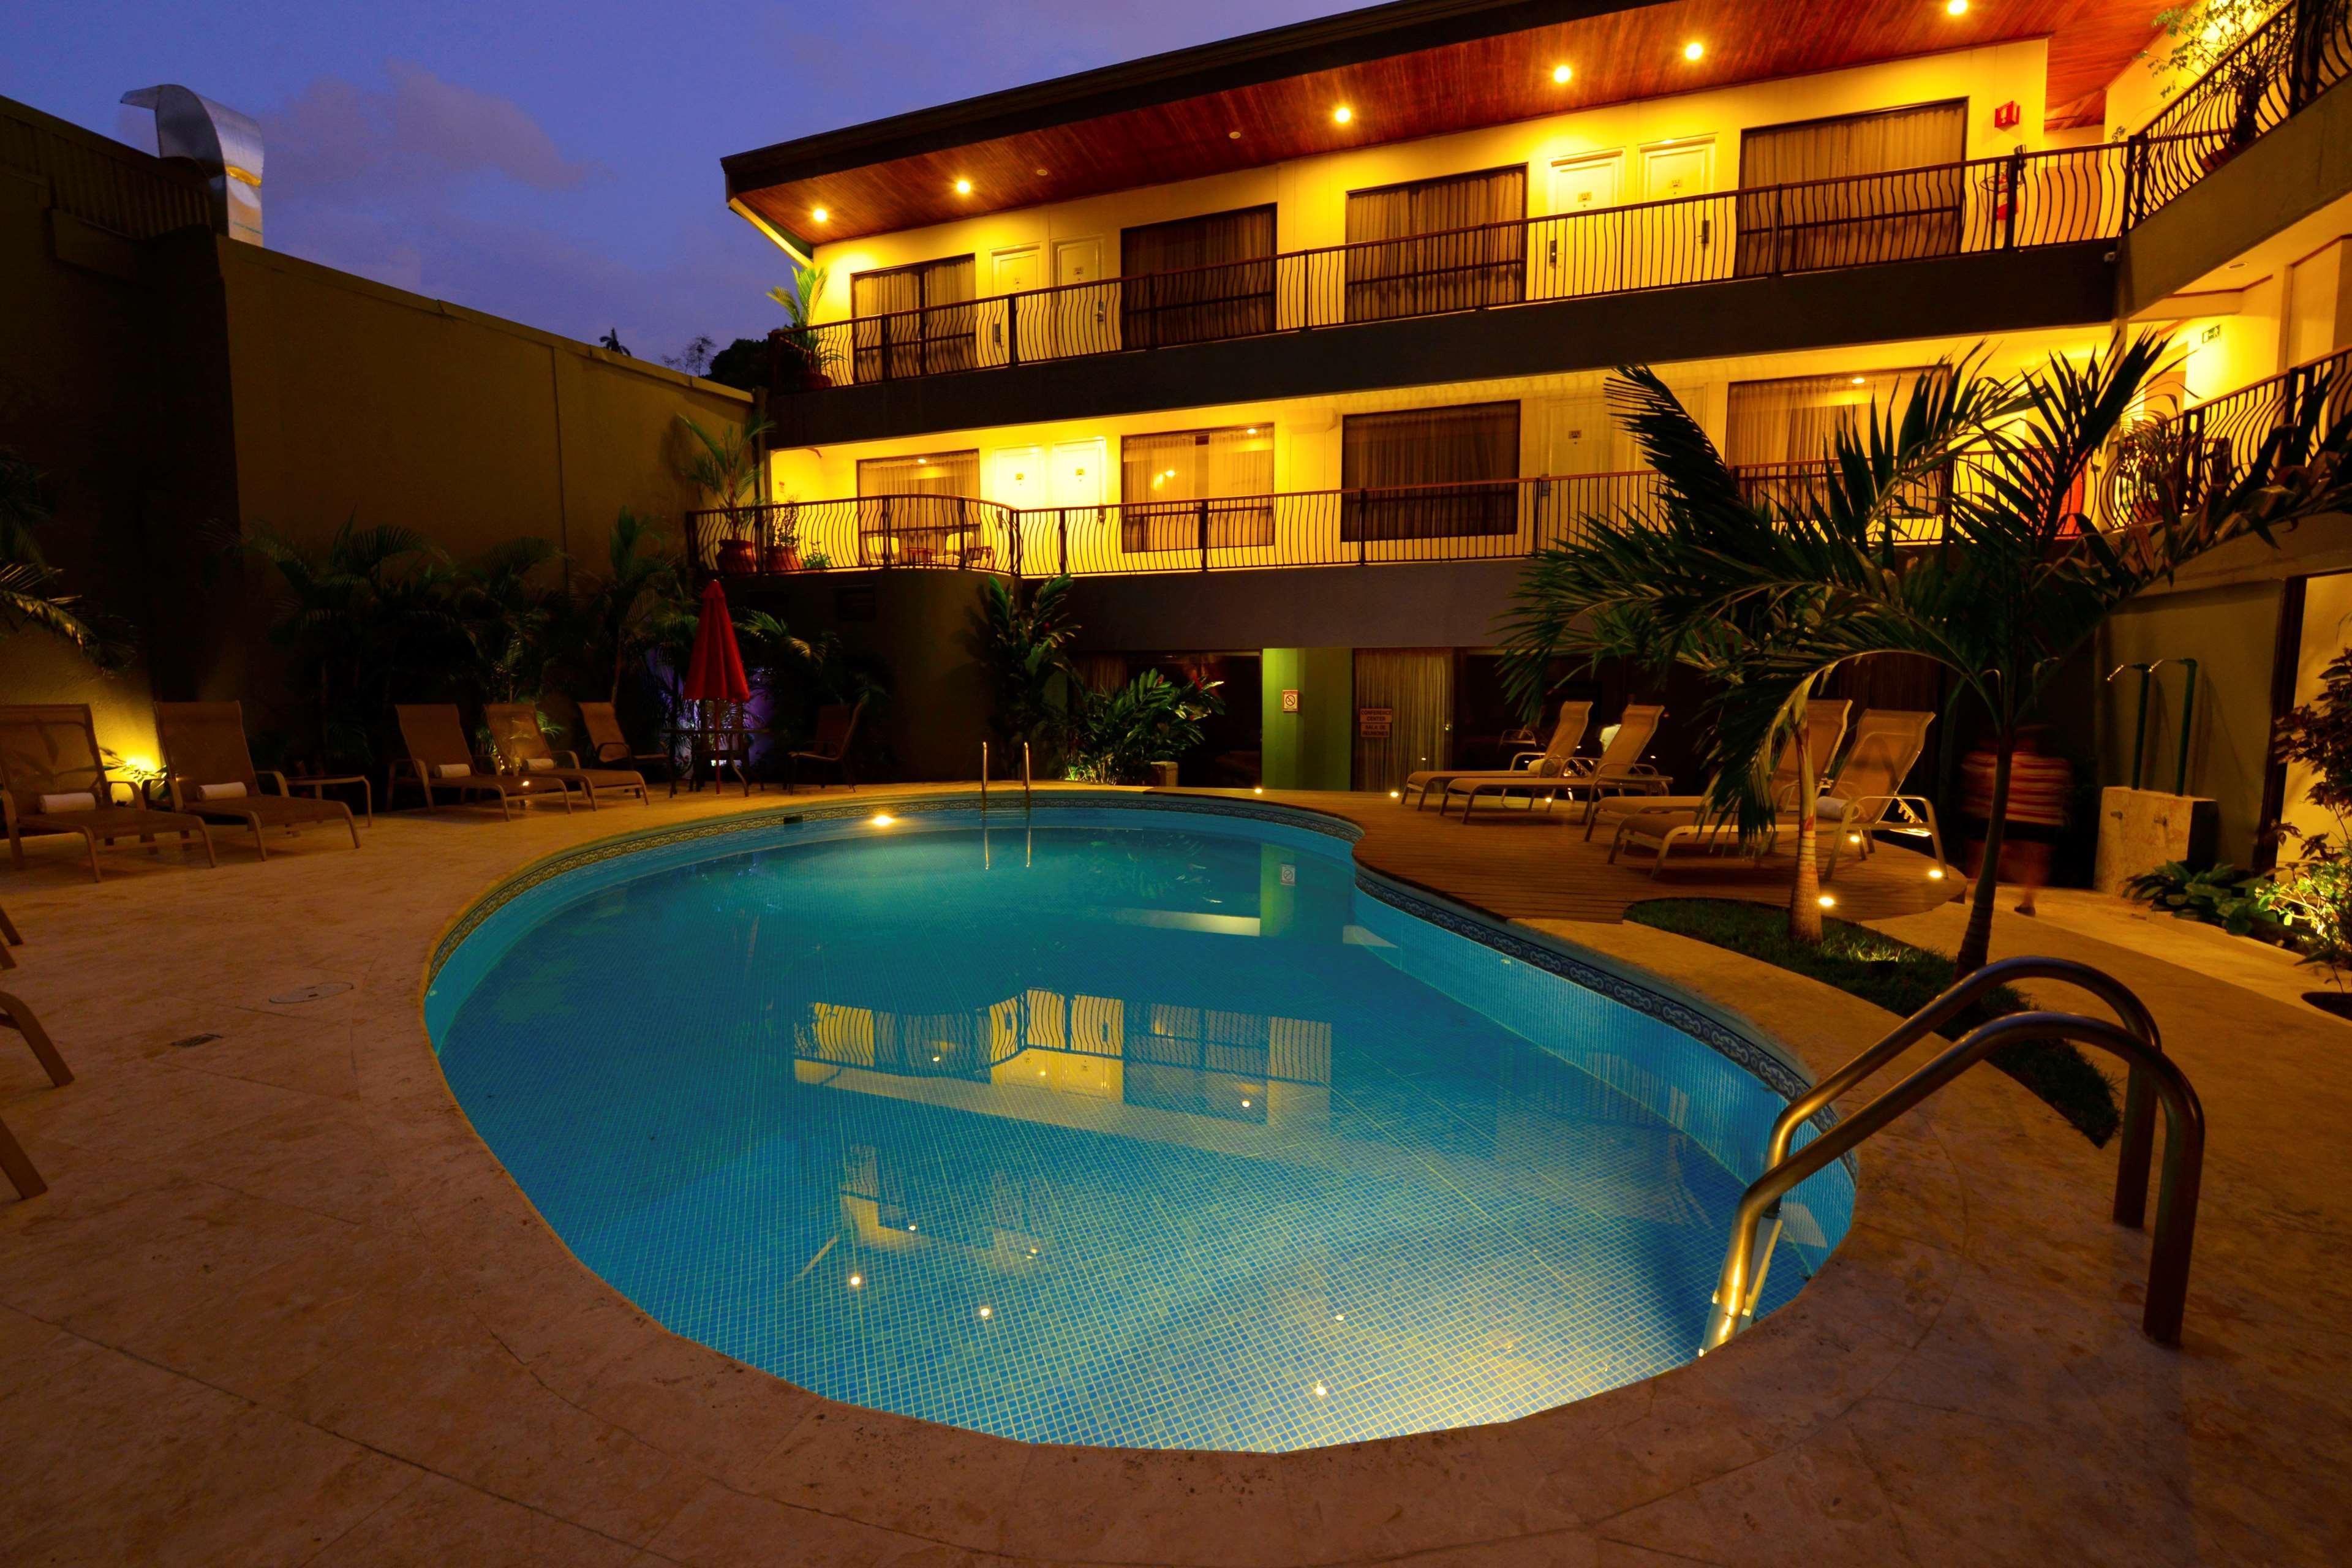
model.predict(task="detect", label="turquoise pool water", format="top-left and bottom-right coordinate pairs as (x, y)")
top-left (426, 800), bottom-right (1850, 1452)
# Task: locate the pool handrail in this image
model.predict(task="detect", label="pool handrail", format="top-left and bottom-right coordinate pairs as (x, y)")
top-left (1702, 1005), bottom-right (2204, 1354)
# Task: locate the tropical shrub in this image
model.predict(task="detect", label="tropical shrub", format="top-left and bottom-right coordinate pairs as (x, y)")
top-left (1063, 671), bottom-right (1222, 785)
top-left (976, 574), bottom-right (1077, 759)
top-left (2124, 860), bottom-right (2291, 941)
top-left (2261, 647), bottom-right (2352, 984)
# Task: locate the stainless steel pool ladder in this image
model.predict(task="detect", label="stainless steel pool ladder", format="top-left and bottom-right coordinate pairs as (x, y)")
top-left (1700, 956), bottom-right (2204, 1353)
top-left (979, 742), bottom-right (1033, 814)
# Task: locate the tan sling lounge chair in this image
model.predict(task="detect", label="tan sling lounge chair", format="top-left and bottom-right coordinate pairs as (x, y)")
top-left (0, 981), bottom-right (72, 1199)
top-left (1613, 708), bottom-right (1940, 878)
top-left (483, 704), bottom-right (649, 809)
top-left (1400, 701), bottom-right (1591, 809)
top-left (156, 702), bottom-right (363, 858)
top-left (1586, 699), bottom-right (1852, 843)
top-left (0, 704), bottom-right (217, 882)
top-left (578, 701), bottom-right (671, 781)
top-left (1442, 704), bottom-right (1668, 822)
top-left (786, 699), bottom-right (865, 793)
top-left (389, 704), bottom-right (573, 818)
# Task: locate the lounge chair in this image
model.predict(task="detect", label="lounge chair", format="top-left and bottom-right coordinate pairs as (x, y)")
top-left (1, 979), bottom-right (71, 1199)
top-left (388, 704), bottom-right (573, 818)
top-left (1814, 709), bottom-right (1946, 880)
top-left (786, 699), bottom-right (864, 793)
top-left (0, 704), bottom-right (218, 882)
top-left (578, 701), bottom-right (671, 780)
top-left (1586, 699), bottom-right (1852, 843)
top-left (0, 902), bottom-right (18, 970)
top-left (1400, 701), bottom-right (1591, 809)
top-left (156, 701), bottom-right (362, 859)
top-left (1613, 708), bottom-right (1940, 878)
top-left (1442, 704), bottom-right (1669, 822)
top-left (483, 704), bottom-right (649, 809)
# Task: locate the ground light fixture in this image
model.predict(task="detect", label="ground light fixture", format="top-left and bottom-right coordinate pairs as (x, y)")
top-left (1683, 40), bottom-right (1705, 61)
top-left (1929, 867), bottom-right (1947, 880)
top-left (1333, 105), bottom-right (1353, 124)
top-left (1817, 894), bottom-right (1838, 908)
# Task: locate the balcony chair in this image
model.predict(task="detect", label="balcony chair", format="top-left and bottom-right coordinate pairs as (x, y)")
top-left (0, 703), bottom-right (218, 882)
top-left (1400, 701), bottom-right (1591, 809)
top-left (155, 701), bottom-right (363, 859)
top-left (483, 703), bottom-right (649, 809)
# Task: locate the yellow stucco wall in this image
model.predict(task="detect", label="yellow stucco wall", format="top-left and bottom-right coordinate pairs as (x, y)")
top-left (217, 241), bottom-right (753, 568)
top-left (803, 43), bottom-right (2053, 322)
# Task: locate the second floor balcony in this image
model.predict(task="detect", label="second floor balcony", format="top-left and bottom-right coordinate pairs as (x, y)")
top-left (783, 141), bottom-right (2141, 393)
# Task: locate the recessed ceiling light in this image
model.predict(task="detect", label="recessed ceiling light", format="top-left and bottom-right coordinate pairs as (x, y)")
top-left (1945, 0), bottom-right (1969, 13)
top-left (1333, 105), bottom-right (1353, 125)
top-left (810, 206), bottom-right (829, 223)
top-left (1851, 375), bottom-right (1867, 384)
top-left (1034, 167), bottom-right (1049, 176)
top-left (1228, 129), bottom-right (1242, 139)
top-left (954, 178), bottom-right (972, 194)
top-left (1683, 41), bottom-right (1705, 61)
top-left (1552, 63), bottom-right (1573, 83)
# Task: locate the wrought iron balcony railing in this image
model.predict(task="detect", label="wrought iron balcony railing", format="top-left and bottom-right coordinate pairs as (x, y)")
top-left (783, 141), bottom-right (2139, 389)
top-left (686, 463), bottom-right (1986, 580)
top-left (2127, 0), bottom-right (2351, 219)
top-left (2099, 344), bottom-right (2352, 527)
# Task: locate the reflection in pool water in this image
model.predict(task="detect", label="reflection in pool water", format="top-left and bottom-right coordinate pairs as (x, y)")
top-left (429, 807), bottom-right (1847, 1452)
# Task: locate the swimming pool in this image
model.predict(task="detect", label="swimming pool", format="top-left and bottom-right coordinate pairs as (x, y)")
top-left (426, 797), bottom-right (1850, 1453)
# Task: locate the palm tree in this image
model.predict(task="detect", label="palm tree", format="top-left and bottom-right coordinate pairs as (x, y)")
top-left (583, 508), bottom-right (682, 703)
top-left (244, 517), bottom-right (448, 767)
top-left (1506, 333), bottom-right (2352, 974)
top-left (0, 449), bottom-right (120, 665)
top-left (976, 573), bottom-right (1078, 761)
top-left (451, 535), bottom-right (563, 704)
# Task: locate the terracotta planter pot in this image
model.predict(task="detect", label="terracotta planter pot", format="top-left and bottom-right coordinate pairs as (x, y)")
top-left (716, 538), bottom-right (756, 575)
top-left (764, 545), bottom-right (802, 574)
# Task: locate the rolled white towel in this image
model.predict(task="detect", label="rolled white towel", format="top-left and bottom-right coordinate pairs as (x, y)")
top-left (37, 791), bottom-right (98, 813)
top-left (195, 782), bottom-right (247, 801)
top-left (435, 763), bottom-right (473, 779)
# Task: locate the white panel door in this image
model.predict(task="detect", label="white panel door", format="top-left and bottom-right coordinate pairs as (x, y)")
top-left (989, 246), bottom-right (1041, 366)
top-left (1053, 238), bottom-right (1109, 357)
top-left (1641, 141), bottom-right (1719, 285)
top-left (1020, 439), bottom-right (1106, 575)
top-left (990, 445), bottom-right (1047, 510)
top-left (1545, 152), bottom-right (1623, 298)
top-left (1050, 439), bottom-right (1106, 507)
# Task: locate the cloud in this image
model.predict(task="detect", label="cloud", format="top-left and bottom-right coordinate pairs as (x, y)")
top-left (264, 60), bottom-right (605, 200)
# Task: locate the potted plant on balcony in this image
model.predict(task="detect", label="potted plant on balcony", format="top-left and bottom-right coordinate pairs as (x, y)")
top-left (2144, 1), bottom-right (2277, 169)
top-left (678, 412), bottom-right (773, 575)
top-left (766, 264), bottom-right (840, 391)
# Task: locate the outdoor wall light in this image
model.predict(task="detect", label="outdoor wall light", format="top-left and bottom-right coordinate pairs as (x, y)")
top-left (1332, 105), bottom-right (1353, 125)
top-left (1682, 41), bottom-right (1705, 61)
top-left (1552, 64), bottom-right (1573, 83)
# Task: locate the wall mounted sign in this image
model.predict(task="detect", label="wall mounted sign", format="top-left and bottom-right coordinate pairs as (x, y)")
top-left (1279, 863), bottom-right (1297, 886)
top-left (1992, 100), bottom-right (2021, 130)
top-left (1280, 688), bottom-right (1300, 713)
top-left (1358, 707), bottom-right (1393, 738)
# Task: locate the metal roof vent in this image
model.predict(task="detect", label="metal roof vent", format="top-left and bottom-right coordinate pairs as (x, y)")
top-left (120, 85), bottom-right (263, 245)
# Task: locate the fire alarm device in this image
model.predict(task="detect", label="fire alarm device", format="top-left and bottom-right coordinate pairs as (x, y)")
top-left (1992, 100), bottom-right (2021, 130)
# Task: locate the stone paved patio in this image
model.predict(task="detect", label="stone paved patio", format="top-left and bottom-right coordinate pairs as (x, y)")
top-left (0, 785), bottom-right (2343, 1565)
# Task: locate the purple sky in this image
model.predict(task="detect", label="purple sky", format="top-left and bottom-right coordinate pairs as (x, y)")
top-left (4, 1), bottom-right (1354, 366)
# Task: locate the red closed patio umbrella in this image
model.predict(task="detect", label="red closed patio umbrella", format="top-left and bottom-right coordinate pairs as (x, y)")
top-left (680, 578), bottom-right (752, 792)
top-left (683, 578), bottom-right (750, 705)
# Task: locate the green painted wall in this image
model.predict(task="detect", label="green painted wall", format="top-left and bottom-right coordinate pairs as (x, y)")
top-left (1261, 647), bottom-right (1354, 791)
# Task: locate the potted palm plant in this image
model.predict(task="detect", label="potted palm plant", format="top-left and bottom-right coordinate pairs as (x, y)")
top-left (766, 265), bottom-right (840, 391)
top-left (678, 413), bottom-right (774, 575)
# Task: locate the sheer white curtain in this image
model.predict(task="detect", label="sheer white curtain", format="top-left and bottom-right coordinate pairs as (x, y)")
top-left (1352, 649), bottom-right (1455, 790)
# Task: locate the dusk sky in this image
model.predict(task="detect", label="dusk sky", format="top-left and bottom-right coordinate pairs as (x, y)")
top-left (3, 1), bottom-right (1354, 366)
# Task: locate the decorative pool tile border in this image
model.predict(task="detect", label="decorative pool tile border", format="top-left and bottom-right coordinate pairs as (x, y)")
top-left (427, 790), bottom-right (1839, 1150)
